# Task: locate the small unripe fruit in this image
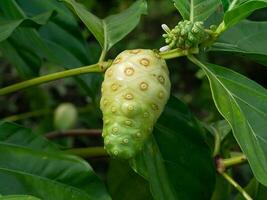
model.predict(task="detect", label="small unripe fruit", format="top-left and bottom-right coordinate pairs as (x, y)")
top-left (100, 49), bottom-right (171, 159)
top-left (54, 103), bottom-right (78, 130)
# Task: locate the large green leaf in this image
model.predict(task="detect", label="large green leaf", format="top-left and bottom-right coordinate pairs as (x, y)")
top-left (61, 0), bottom-right (147, 50)
top-left (211, 20), bottom-right (267, 66)
top-left (131, 96), bottom-right (216, 200)
top-left (0, 0), bottom-right (57, 78)
top-left (211, 175), bottom-right (231, 200)
top-left (0, 195), bottom-right (40, 200)
top-left (0, 0), bottom-right (101, 99)
top-left (0, 121), bottom-right (111, 200)
top-left (235, 178), bottom-right (267, 200)
top-left (107, 160), bottom-right (153, 200)
top-left (0, 121), bottom-right (57, 151)
top-left (220, 0), bottom-right (230, 11)
top-left (223, 0), bottom-right (267, 29)
top-left (190, 59), bottom-right (267, 186)
top-left (172, 0), bottom-right (220, 22)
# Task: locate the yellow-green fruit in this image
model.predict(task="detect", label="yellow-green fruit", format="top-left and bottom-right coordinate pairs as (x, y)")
top-left (54, 103), bottom-right (78, 130)
top-left (100, 49), bottom-right (171, 159)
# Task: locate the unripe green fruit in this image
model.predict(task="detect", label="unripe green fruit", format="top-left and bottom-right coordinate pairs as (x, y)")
top-left (100, 49), bottom-right (171, 159)
top-left (54, 103), bottom-right (78, 130)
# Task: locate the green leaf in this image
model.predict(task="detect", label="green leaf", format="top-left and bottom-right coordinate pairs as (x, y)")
top-left (61, 0), bottom-right (147, 50)
top-left (208, 120), bottom-right (232, 141)
top-left (0, 121), bottom-right (111, 200)
top-left (211, 174), bottom-right (231, 200)
top-left (223, 0), bottom-right (267, 29)
top-left (107, 160), bottom-right (153, 200)
top-left (235, 178), bottom-right (267, 200)
top-left (131, 96), bottom-right (216, 200)
top-left (0, 11), bottom-right (55, 42)
top-left (0, 0), bottom-right (57, 78)
top-left (0, 121), bottom-right (57, 151)
top-left (0, 195), bottom-right (41, 200)
top-left (192, 60), bottom-right (267, 186)
top-left (60, 0), bottom-right (103, 47)
top-left (0, 0), bottom-right (101, 99)
top-left (172, 0), bottom-right (220, 22)
top-left (211, 20), bottom-right (267, 66)
top-left (220, 0), bottom-right (230, 11)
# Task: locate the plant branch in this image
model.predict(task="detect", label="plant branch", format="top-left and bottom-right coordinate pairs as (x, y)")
top-left (3, 109), bottom-right (52, 122)
top-left (46, 129), bottom-right (102, 139)
top-left (216, 155), bottom-right (247, 173)
top-left (220, 172), bottom-right (253, 200)
top-left (211, 126), bottom-right (221, 157)
top-left (3, 105), bottom-right (93, 122)
top-left (160, 48), bottom-right (198, 60)
top-left (65, 146), bottom-right (107, 158)
top-left (0, 61), bottom-right (111, 96)
top-left (187, 54), bottom-right (207, 71)
top-left (99, 49), bottom-right (107, 62)
top-left (223, 155), bottom-right (247, 168)
top-left (228, 0), bottom-right (238, 11)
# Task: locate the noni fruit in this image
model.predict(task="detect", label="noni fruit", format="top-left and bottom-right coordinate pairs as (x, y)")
top-left (100, 49), bottom-right (171, 159)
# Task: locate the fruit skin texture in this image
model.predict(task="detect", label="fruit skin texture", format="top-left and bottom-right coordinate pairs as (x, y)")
top-left (100, 49), bottom-right (171, 159)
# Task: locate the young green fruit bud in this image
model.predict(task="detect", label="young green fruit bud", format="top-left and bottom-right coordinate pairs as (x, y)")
top-left (54, 103), bottom-right (78, 130)
top-left (100, 49), bottom-right (171, 159)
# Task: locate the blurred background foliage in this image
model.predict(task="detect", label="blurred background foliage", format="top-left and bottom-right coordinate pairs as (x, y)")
top-left (0, 0), bottom-right (267, 199)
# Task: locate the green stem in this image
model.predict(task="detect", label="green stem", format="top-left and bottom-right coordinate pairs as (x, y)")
top-left (228, 0), bottom-right (238, 10)
top-left (3, 105), bottom-right (94, 122)
top-left (190, 0), bottom-right (194, 22)
top-left (0, 62), bottom-right (109, 96)
top-left (65, 147), bottom-right (108, 158)
top-left (215, 21), bottom-right (226, 35)
top-left (99, 49), bottom-right (107, 62)
top-left (211, 126), bottom-right (221, 157)
top-left (3, 109), bottom-right (52, 122)
top-left (187, 54), bottom-right (207, 70)
top-left (220, 172), bottom-right (253, 200)
top-left (160, 48), bottom-right (198, 60)
top-left (223, 155), bottom-right (247, 168)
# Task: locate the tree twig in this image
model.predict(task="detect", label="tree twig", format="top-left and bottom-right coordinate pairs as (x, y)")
top-left (45, 129), bottom-right (102, 139)
top-left (0, 62), bottom-right (112, 96)
top-left (220, 172), bottom-right (253, 200)
top-left (65, 146), bottom-right (108, 158)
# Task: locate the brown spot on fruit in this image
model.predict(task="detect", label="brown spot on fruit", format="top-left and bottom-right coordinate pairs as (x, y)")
top-left (124, 67), bottom-right (134, 76)
top-left (113, 57), bottom-right (122, 64)
top-left (125, 120), bottom-right (132, 126)
top-left (106, 69), bottom-right (113, 77)
top-left (111, 106), bottom-right (117, 113)
top-left (112, 127), bottom-right (118, 134)
top-left (125, 93), bottom-right (134, 100)
top-left (158, 91), bottom-right (164, 99)
top-left (128, 105), bottom-right (134, 111)
top-left (151, 103), bottom-right (159, 111)
top-left (111, 83), bottom-right (119, 91)
top-left (122, 138), bottom-right (129, 144)
top-left (140, 82), bottom-right (149, 91)
top-left (136, 132), bottom-right (141, 138)
top-left (158, 75), bottom-right (165, 84)
top-left (143, 112), bottom-right (149, 118)
top-left (129, 49), bottom-right (141, 54)
top-left (140, 58), bottom-right (150, 67)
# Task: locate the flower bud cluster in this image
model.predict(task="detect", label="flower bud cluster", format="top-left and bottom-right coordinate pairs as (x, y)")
top-left (161, 20), bottom-right (209, 51)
